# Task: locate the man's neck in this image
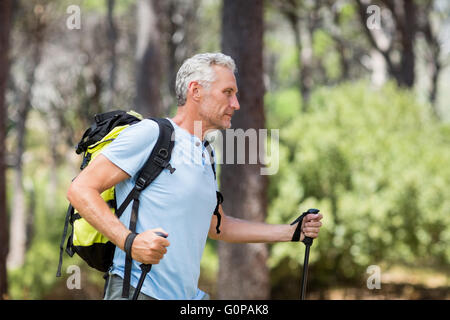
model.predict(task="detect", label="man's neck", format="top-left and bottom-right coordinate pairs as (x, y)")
top-left (171, 106), bottom-right (210, 140)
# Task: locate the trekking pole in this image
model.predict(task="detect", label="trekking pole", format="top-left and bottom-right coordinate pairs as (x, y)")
top-left (299, 208), bottom-right (320, 300)
top-left (132, 232), bottom-right (167, 300)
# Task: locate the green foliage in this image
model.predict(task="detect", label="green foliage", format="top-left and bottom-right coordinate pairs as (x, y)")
top-left (8, 165), bottom-right (73, 299)
top-left (313, 30), bottom-right (333, 58)
top-left (267, 81), bottom-right (450, 286)
top-left (7, 111), bottom-right (98, 299)
top-left (338, 2), bottom-right (357, 24)
top-left (83, 0), bottom-right (135, 14)
top-left (197, 0), bottom-right (222, 53)
top-left (265, 88), bottom-right (302, 129)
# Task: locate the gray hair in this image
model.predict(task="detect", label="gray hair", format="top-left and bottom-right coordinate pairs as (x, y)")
top-left (175, 52), bottom-right (236, 106)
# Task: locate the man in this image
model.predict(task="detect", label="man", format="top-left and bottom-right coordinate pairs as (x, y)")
top-left (67, 52), bottom-right (323, 300)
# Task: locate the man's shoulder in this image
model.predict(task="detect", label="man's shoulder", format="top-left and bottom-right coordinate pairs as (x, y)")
top-left (127, 118), bottom-right (160, 136)
top-left (101, 118), bottom-right (161, 156)
top-left (100, 118), bottom-right (162, 177)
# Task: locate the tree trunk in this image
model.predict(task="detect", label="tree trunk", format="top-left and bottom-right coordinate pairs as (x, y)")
top-left (47, 110), bottom-right (60, 215)
top-left (282, 3), bottom-right (312, 112)
top-left (299, 17), bottom-right (314, 111)
top-left (395, 0), bottom-right (416, 88)
top-left (135, 0), bottom-right (164, 117)
top-left (0, 0), bottom-right (12, 300)
top-left (163, 0), bottom-right (201, 109)
top-left (8, 5), bottom-right (45, 270)
top-left (420, 3), bottom-right (442, 118)
top-left (218, 0), bottom-right (270, 300)
top-left (8, 76), bottom-right (35, 269)
top-left (278, 0), bottom-right (320, 112)
top-left (105, 0), bottom-right (118, 111)
top-left (357, 0), bottom-right (417, 88)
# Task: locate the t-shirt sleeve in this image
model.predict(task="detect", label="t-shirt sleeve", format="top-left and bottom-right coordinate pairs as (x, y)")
top-left (101, 119), bottom-right (160, 178)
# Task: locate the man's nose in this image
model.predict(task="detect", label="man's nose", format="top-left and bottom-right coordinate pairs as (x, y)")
top-left (231, 94), bottom-right (240, 110)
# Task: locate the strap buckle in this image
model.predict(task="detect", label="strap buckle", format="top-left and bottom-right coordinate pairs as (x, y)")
top-left (154, 156), bottom-right (176, 174)
top-left (153, 155), bottom-right (166, 167)
top-left (135, 177), bottom-right (146, 191)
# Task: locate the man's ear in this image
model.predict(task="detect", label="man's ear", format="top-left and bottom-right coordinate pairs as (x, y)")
top-left (188, 81), bottom-right (202, 102)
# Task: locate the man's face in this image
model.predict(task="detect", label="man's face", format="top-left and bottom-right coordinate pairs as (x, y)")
top-left (198, 65), bottom-right (240, 130)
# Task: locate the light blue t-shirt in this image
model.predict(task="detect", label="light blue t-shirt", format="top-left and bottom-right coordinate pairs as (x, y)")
top-left (101, 118), bottom-right (217, 300)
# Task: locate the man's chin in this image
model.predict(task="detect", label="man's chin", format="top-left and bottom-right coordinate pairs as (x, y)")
top-left (212, 120), bottom-right (231, 130)
top-left (222, 120), bottom-right (232, 130)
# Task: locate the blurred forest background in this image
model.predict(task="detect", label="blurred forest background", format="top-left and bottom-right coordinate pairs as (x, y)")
top-left (0, 0), bottom-right (449, 300)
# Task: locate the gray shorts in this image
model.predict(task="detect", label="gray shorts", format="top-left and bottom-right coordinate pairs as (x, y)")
top-left (103, 273), bottom-right (210, 300)
top-left (103, 273), bottom-right (156, 300)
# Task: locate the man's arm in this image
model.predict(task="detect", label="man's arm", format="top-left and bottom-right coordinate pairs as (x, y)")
top-left (67, 154), bottom-right (169, 265)
top-left (208, 204), bottom-right (323, 243)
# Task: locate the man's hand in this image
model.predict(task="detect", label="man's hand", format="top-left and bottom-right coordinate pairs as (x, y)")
top-left (290, 213), bottom-right (323, 242)
top-left (299, 213), bottom-right (323, 241)
top-left (131, 229), bottom-right (170, 265)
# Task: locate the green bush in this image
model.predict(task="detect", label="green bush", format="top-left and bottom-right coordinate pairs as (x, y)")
top-left (7, 165), bottom-right (81, 299)
top-left (267, 81), bottom-right (450, 288)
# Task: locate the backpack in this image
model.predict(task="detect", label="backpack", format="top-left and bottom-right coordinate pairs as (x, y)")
top-left (56, 110), bottom-right (223, 299)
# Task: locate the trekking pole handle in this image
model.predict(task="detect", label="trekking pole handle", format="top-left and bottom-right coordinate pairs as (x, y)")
top-left (132, 232), bottom-right (168, 300)
top-left (302, 208), bottom-right (320, 246)
top-left (139, 231), bottom-right (167, 271)
top-left (154, 231), bottom-right (168, 238)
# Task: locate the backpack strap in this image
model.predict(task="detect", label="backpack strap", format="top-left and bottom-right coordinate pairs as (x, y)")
top-left (114, 118), bottom-right (175, 219)
top-left (204, 140), bottom-right (223, 234)
top-left (213, 191), bottom-right (223, 234)
top-left (56, 204), bottom-right (74, 277)
top-left (120, 118), bottom-right (175, 298)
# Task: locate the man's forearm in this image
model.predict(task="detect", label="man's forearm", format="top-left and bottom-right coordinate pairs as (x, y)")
top-left (67, 185), bottom-right (130, 250)
top-left (217, 215), bottom-right (293, 243)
